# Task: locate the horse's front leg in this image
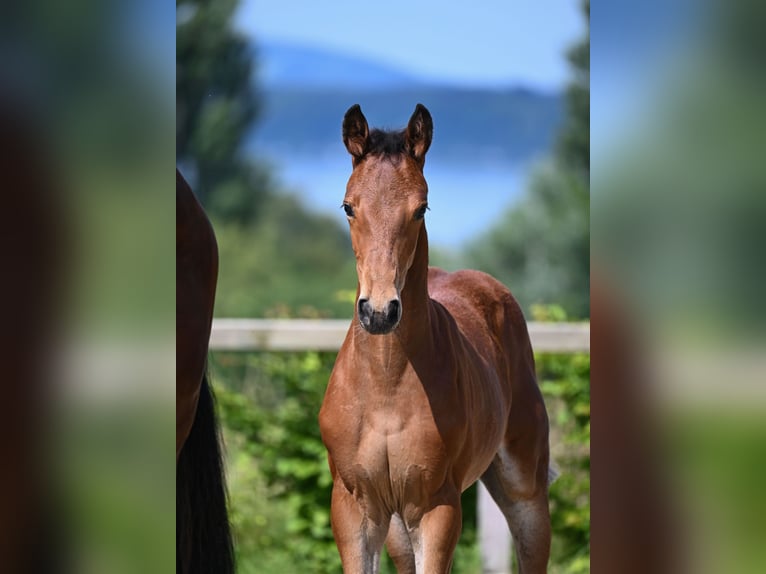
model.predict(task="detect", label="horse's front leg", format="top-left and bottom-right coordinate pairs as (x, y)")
top-left (330, 480), bottom-right (389, 574)
top-left (414, 488), bottom-right (463, 574)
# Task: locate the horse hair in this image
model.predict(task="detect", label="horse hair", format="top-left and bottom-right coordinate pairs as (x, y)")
top-left (177, 370), bottom-right (235, 574)
top-left (366, 128), bottom-right (409, 162)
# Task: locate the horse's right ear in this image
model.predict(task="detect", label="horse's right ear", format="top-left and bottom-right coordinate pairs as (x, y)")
top-left (342, 104), bottom-right (369, 162)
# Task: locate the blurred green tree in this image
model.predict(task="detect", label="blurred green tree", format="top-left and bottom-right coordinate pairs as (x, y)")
top-left (467, 0), bottom-right (590, 319)
top-left (176, 0), bottom-right (270, 223)
top-left (176, 0), bottom-right (357, 316)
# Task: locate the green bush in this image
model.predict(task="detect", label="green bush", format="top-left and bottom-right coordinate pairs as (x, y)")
top-left (212, 195), bottom-right (357, 320)
top-left (538, 351), bottom-right (591, 573)
top-left (532, 304), bottom-right (590, 574)
top-left (213, 351), bottom-right (340, 573)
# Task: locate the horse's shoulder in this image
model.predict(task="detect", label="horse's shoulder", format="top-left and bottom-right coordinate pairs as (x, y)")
top-left (427, 267), bottom-right (528, 341)
top-left (428, 267), bottom-right (513, 303)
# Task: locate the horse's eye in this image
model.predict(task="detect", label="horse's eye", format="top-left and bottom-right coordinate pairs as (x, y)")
top-left (342, 203), bottom-right (355, 217)
top-left (414, 204), bottom-right (428, 220)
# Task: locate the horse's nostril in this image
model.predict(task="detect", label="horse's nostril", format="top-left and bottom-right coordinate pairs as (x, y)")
top-left (358, 298), bottom-right (371, 317)
top-left (386, 299), bottom-right (401, 323)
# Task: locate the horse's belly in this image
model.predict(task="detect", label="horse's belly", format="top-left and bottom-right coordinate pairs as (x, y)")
top-left (460, 388), bottom-right (509, 489)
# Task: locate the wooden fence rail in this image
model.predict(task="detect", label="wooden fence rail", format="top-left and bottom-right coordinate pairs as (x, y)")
top-left (210, 319), bottom-right (590, 354)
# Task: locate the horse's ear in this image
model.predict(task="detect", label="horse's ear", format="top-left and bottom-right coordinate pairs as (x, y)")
top-left (405, 103), bottom-right (433, 162)
top-left (342, 104), bottom-right (369, 161)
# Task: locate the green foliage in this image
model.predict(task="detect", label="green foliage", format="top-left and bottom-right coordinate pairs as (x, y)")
top-left (176, 0), bottom-right (271, 222)
top-left (532, 305), bottom-right (590, 574)
top-left (177, 0), bottom-right (362, 315)
top-left (176, 0), bottom-right (256, 161)
top-left (212, 193), bottom-right (358, 318)
top-left (539, 352), bottom-right (591, 573)
top-left (213, 351), bottom-right (341, 573)
top-left (668, 413), bottom-right (766, 573)
top-left (557, 0), bottom-right (590, 180)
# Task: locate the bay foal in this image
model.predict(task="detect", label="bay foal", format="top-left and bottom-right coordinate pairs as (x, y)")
top-left (319, 104), bottom-right (553, 573)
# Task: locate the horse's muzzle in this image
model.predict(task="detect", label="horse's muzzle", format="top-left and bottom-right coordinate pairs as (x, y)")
top-left (358, 298), bottom-right (401, 334)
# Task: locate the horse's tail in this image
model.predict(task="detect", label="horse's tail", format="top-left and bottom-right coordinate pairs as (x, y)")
top-left (177, 372), bottom-right (235, 574)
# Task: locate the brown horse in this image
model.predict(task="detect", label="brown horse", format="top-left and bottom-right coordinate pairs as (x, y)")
top-left (176, 169), bottom-right (234, 574)
top-left (319, 105), bottom-right (553, 573)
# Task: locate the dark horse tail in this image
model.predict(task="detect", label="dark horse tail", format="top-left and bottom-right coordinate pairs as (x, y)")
top-left (177, 372), bottom-right (235, 574)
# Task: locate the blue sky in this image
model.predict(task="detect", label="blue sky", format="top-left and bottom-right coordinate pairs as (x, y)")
top-left (235, 0), bottom-right (585, 90)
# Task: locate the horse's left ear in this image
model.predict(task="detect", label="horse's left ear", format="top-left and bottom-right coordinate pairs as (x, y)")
top-left (405, 103), bottom-right (433, 162)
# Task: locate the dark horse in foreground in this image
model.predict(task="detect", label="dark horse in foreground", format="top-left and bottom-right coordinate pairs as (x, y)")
top-left (176, 169), bottom-right (234, 574)
top-left (319, 105), bottom-right (553, 573)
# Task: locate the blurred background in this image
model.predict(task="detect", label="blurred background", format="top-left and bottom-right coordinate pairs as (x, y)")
top-left (177, 0), bottom-right (589, 573)
top-left (592, 0), bottom-right (766, 573)
top-left (0, 0), bottom-right (175, 572)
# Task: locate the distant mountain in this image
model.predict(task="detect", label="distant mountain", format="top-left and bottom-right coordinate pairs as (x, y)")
top-left (249, 87), bottom-right (560, 164)
top-left (248, 41), bottom-right (563, 165)
top-left (257, 40), bottom-right (420, 90)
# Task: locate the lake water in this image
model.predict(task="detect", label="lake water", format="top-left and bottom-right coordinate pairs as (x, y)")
top-left (265, 153), bottom-right (532, 248)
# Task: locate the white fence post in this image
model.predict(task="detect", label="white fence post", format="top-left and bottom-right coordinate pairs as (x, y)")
top-left (478, 481), bottom-right (512, 574)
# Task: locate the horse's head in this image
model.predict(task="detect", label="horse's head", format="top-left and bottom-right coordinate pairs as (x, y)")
top-left (341, 103), bottom-right (433, 335)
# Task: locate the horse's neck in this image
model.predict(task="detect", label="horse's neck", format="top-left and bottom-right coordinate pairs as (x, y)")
top-left (397, 225), bottom-right (432, 347)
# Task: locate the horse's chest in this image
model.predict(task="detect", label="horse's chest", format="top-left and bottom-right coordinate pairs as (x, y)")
top-left (335, 412), bottom-right (449, 512)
